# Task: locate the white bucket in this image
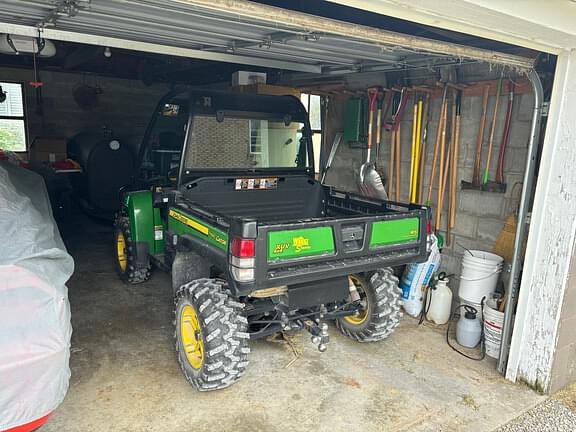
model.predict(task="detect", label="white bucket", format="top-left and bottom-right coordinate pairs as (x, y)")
top-left (483, 303), bottom-right (505, 359)
top-left (458, 251), bottom-right (503, 305)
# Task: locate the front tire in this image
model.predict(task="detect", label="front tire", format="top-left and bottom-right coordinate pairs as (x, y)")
top-left (114, 216), bottom-right (151, 284)
top-left (175, 279), bottom-right (250, 391)
top-left (336, 268), bottom-right (402, 342)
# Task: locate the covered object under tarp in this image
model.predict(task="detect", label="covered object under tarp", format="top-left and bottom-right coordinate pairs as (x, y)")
top-left (0, 162), bottom-right (73, 431)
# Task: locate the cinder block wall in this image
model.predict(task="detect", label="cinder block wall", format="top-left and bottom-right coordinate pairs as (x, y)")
top-left (323, 65), bottom-right (534, 298)
top-left (0, 66), bottom-right (171, 153)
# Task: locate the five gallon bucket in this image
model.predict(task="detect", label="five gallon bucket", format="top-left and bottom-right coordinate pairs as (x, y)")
top-left (458, 251), bottom-right (503, 305)
top-left (483, 303), bottom-right (505, 358)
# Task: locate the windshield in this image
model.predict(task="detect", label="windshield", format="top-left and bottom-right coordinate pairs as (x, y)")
top-left (140, 100), bottom-right (188, 183)
top-left (184, 114), bottom-right (310, 170)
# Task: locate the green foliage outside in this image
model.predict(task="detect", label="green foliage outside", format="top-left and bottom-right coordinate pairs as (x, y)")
top-left (0, 120), bottom-right (26, 152)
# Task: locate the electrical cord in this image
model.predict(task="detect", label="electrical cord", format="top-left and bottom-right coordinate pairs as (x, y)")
top-left (445, 302), bottom-right (486, 361)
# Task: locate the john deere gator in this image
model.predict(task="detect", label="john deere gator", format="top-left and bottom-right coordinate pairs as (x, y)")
top-left (114, 89), bottom-right (429, 391)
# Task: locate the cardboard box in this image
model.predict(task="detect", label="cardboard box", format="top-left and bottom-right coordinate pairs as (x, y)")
top-left (231, 71), bottom-right (267, 86)
top-left (231, 84), bottom-right (300, 98)
top-left (30, 137), bottom-right (67, 163)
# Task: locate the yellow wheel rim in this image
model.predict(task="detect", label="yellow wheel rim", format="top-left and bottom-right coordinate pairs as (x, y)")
top-left (344, 275), bottom-right (369, 325)
top-left (116, 231), bottom-right (127, 272)
top-left (180, 304), bottom-right (204, 369)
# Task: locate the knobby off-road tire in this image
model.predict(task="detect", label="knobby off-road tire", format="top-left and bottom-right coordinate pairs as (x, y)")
top-left (114, 216), bottom-right (151, 284)
top-left (174, 279), bottom-right (250, 391)
top-left (336, 268), bottom-right (403, 342)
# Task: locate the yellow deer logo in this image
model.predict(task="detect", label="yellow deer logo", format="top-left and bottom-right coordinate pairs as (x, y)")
top-left (293, 236), bottom-right (311, 252)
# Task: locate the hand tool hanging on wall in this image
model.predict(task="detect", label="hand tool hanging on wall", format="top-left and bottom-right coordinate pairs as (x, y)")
top-left (359, 88), bottom-right (388, 200)
top-left (472, 85), bottom-right (490, 186)
top-left (427, 86), bottom-right (448, 206)
top-left (410, 95), bottom-right (423, 203)
top-left (395, 121), bottom-right (401, 201)
top-left (358, 88), bottom-right (378, 192)
top-left (442, 90), bottom-right (457, 243)
top-left (321, 132), bottom-right (343, 184)
top-left (496, 80), bottom-right (515, 185)
top-left (416, 92), bottom-right (430, 204)
top-left (483, 77), bottom-right (503, 185)
top-left (435, 91), bottom-right (450, 232)
top-left (449, 91), bottom-right (462, 230)
top-left (409, 95), bottom-right (418, 203)
top-left (375, 91), bottom-right (383, 171)
top-left (386, 88), bottom-right (407, 201)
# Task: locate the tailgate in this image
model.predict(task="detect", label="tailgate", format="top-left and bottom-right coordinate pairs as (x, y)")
top-left (255, 204), bottom-right (428, 287)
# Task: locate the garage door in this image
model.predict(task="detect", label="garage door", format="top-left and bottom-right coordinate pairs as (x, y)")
top-left (0, 0), bottom-right (533, 74)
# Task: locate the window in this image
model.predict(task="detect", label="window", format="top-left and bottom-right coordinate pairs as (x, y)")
top-left (0, 82), bottom-right (27, 152)
top-left (249, 119), bottom-right (262, 154)
top-left (300, 93), bottom-right (322, 173)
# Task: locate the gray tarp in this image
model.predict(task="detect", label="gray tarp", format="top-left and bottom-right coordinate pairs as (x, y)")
top-left (0, 162), bottom-right (73, 430)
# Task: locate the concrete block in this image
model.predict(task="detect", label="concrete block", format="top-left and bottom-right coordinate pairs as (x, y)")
top-left (451, 212), bottom-right (478, 237)
top-left (477, 217), bottom-right (504, 244)
top-left (439, 251), bottom-right (461, 276)
top-left (460, 190), bottom-right (504, 217)
top-left (504, 147), bottom-right (528, 174)
top-left (516, 93), bottom-right (535, 122)
top-left (507, 122), bottom-right (531, 148)
top-left (451, 235), bottom-right (484, 257)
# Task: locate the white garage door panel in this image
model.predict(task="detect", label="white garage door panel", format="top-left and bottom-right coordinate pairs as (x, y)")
top-left (0, 0), bottom-right (533, 73)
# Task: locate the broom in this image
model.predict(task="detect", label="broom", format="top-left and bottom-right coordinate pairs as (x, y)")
top-left (493, 213), bottom-right (517, 264)
top-left (493, 183), bottom-right (522, 263)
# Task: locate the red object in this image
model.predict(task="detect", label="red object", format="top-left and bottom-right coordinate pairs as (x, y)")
top-left (28, 81), bottom-right (44, 88)
top-left (231, 237), bottom-right (255, 258)
top-left (4, 414), bottom-right (51, 432)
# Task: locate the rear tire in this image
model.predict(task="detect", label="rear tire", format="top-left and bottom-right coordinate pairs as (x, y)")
top-left (336, 268), bottom-right (402, 342)
top-left (175, 279), bottom-right (250, 391)
top-left (114, 216), bottom-right (151, 284)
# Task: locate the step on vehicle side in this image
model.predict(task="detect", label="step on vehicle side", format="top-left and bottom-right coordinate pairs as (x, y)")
top-left (113, 89), bottom-right (430, 391)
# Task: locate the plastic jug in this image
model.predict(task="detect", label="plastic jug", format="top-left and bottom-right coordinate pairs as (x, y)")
top-left (400, 234), bottom-right (441, 317)
top-left (456, 305), bottom-right (482, 348)
top-left (426, 277), bottom-right (453, 325)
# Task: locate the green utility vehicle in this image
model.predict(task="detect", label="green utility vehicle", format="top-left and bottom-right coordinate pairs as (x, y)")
top-left (114, 89), bottom-right (429, 391)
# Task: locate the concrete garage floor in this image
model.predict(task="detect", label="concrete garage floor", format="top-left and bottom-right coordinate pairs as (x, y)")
top-left (44, 217), bottom-right (544, 432)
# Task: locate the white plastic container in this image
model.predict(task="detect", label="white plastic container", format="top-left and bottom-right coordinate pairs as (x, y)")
top-left (456, 306), bottom-right (482, 348)
top-left (426, 278), bottom-right (453, 325)
top-left (483, 303), bottom-right (505, 358)
top-left (458, 250), bottom-right (503, 305)
top-left (400, 234), bottom-right (441, 317)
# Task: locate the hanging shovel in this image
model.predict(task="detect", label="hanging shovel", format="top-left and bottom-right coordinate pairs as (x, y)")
top-left (359, 88), bottom-right (388, 200)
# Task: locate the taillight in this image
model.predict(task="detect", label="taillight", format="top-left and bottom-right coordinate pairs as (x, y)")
top-left (231, 237), bottom-right (255, 258)
top-left (230, 237), bottom-right (255, 282)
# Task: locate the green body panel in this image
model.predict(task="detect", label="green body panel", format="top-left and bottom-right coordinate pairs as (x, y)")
top-left (126, 191), bottom-right (156, 252)
top-left (268, 226), bottom-right (335, 262)
top-left (370, 218), bottom-right (420, 248)
top-left (168, 208), bottom-right (228, 251)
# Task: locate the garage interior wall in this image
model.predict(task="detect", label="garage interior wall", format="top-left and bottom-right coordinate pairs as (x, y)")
top-left (322, 63), bottom-right (533, 284)
top-left (0, 67), bottom-right (171, 153)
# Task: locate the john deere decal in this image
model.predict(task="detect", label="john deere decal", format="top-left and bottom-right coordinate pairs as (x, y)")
top-left (268, 227), bottom-right (335, 262)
